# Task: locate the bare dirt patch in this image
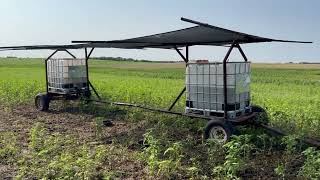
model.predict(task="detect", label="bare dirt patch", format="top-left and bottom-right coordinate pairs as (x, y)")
top-left (0, 103), bottom-right (149, 179)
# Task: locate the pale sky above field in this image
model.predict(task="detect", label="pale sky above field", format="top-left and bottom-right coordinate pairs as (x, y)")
top-left (0, 0), bottom-right (319, 63)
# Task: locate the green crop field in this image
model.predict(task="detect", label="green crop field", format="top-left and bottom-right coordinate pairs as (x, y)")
top-left (0, 58), bottom-right (319, 179)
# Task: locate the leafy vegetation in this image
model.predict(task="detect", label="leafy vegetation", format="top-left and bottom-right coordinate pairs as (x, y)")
top-left (0, 58), bottom-right (319, 179)
top-left (213, 135), bottom-right (256, 179)
top-left (0, 132), bottom-right (19, 163)
top-left (299, 147), bottom-right (320, 179)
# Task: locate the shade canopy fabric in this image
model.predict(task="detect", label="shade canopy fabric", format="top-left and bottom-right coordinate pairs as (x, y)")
top-left (0, 44), bottom-right (87, 51)
top-left (0, 18), bottom-right (312, 51)
top-left (73, 25), bottom-right (311, 49)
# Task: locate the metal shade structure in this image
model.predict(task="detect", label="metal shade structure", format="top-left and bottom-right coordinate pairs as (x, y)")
top-left (0, 17), bottom-right (312, 117)
top-left (0, 17), bottom-right (311, 51)
top-left (0, 17), bottom-right (319, 146)
top-left (0, 44), bottom-right (87, 51)
top-left (72, 17), bottom-right (311, 49)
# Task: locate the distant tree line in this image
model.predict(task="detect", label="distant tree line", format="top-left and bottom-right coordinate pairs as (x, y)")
top-left (90, 56), bottom-right (179, 63)
top-left (298, 62), bottom-right (320, 64)
top-left (2, 56), bottom-right (318, 64)
top-left (287, 61), bottom-right (320, 64)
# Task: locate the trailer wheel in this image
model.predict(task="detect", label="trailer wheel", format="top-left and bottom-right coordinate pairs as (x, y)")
top-left (251, 105), bottom-right (269, 125)
top-left (35, 93), bottom-right (50, 111)
top-left (204, 120), bottom-right (232, 143)
top-left (83, 90), bottom-right (91, 99)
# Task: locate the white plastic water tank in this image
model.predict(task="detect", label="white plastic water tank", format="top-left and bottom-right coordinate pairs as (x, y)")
top-left (47, 58), bottom-right (87, 94)
top-left (185, 61), bottom-right (251, 117)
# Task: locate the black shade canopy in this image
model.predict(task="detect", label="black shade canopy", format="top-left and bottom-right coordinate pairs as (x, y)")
top-left (0, 17), bottom-right (312, 51)
top-left (0, 44), bottom-right (87, 51)
top-left (73, 27), bottom-right (311, 49)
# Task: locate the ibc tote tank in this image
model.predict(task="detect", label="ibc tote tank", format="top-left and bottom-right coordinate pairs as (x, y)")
top-left (47, 58), bottom-right (87, 94)
top-left (185, 61), bottom-right (251, 118)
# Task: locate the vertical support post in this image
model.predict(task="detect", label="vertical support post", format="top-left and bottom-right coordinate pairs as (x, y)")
top-left (85, 47), bottom-right (95, 89)
top-left (84, 48), bottom-right (90, 91)
top-left (84, 47), bottom-right (100, 99)
top-left (223, 41), bottom-right (237, 120)
top-left (45, 50), bottom-right (59, 94)
top-left (186, 45), bottom-right (189, 64)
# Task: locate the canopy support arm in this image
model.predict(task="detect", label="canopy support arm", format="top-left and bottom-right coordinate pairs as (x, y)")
top-left (168, 46), bottom-right (189, 111)
top-left (235, 43), bottom-right (248, 62)
top-left (86, 47), bottom-right (95, 60)
top-left (174, 46), bottom-right (189, 63)
top-left (64, 49), bottom-right (77, 59)
top-left (84, 47), bottom-right (101, 100)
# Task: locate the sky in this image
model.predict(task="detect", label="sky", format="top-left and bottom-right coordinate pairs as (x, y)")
top-left (0, 0), bottom-right (319, 63)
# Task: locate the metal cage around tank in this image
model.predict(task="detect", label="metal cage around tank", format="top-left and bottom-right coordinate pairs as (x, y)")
top-left (47, 58), bottom-right (88, 94)
top-left (42, 48), bottom-right (101, 103)
top-left (185, 61), bottom-right (251, 119)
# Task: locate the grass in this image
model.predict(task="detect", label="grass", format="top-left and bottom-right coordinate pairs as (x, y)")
top-left (0, 57), bottom-right (319, 179)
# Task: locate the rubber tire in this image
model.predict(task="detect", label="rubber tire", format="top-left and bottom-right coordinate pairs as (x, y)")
top-left (251, 105), bottom-right (266, 113)
top-left (83, 90), bottom-right (91, 99)
top-left (35, 93), bottom-right (50, 111)
top-left (204, 120), bottom-right (233, 143)
top-left (251, 105), bottom-right (269, 125)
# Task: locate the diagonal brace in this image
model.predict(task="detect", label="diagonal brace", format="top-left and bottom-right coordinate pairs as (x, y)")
top-left (64, 49), bottom-right (76, 59)
top-left (235, 43), bottom-right (248, 62)
top-left (174, 46), bottom-right (188, 63)
top-left (168, 87), bottom-right (186, 111)
top-left (89, 81), bottom-right (101, 100)
top-left (168, 46), bottom-right (189, 111)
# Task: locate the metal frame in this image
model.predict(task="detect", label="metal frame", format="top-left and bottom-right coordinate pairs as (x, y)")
top-left (44, 48), bottom-right (101, 100)
top-left (0, 18), bottom-right (320, 147)
top-left (37, 46), bottom-right (320, 147)
top-left (167, 41), bottom-right (251, 123)
top-left (84, 43), bottom-right (252, 123)
top-left (40, 17), bottom-right (254, 125)
top-left (1, 17), bottom-right (318, 146)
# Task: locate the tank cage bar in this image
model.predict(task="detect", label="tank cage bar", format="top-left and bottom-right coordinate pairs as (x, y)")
top-left (44, 48), bottom-right (101, 100)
